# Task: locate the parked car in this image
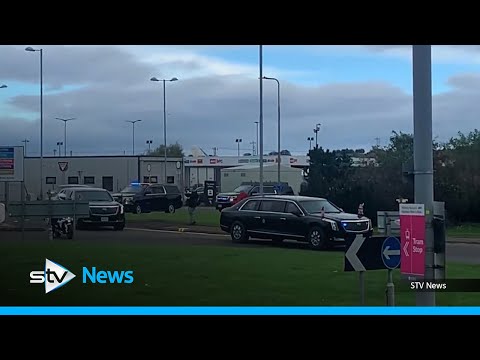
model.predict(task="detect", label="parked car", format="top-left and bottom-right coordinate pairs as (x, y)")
top-left (130, 184), bottom-right (183, 214)
top-left (215, 183), bottom-right (294, 211)
top-left (219, 195), bottom-right (373, 250)
top-left (111, 182), bottom-right (151, 205)
top-left (57, 187), bottom-right (125, 230)
top-left (49, 184), bottom-right (92, 200)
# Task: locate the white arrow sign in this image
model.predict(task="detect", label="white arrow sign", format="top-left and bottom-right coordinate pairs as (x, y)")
top-left (383, 246), bottom-right (400, 260)
top-left (345, 235), bottom-right (366, 271)
top-left (403, 241), bottom-right (409, 257)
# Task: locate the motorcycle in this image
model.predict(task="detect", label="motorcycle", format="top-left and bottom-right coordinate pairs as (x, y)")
top-left (51, 217), bottom-right (74, 239)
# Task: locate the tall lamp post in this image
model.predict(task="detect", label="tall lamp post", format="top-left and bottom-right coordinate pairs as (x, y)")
top-left (150, 76), bottom-right (178, 183)
top-left (25, 46), bottom-right (43, 199)
top-left (262, 76), bottom-right (281, 183)
top-left (235, 138), bottom-right (242, 156)
top-left (254, 121), bottom-right (259, 156)
top-left (56, 142), bottom-right (63, 156)
top-left (56, 117), bottom-right (75, 157)
top-left (314, 123), bottom-right (321, 149)
top-left (146, 140), bottom-right (153, 153)
top-left (21, 139), bottom-right (30, 156)
top-left (126, 120), bottom-right (142, 155)
top-left (307, 137), bottom-right (314, 151)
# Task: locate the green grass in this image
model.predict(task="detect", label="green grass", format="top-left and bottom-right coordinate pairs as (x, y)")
top-left (1, 240), bottom-right (480, 306)
top-left (126, 207), bottom-right (221, 227)
top-left (447, 223), bottom-right (480, 238)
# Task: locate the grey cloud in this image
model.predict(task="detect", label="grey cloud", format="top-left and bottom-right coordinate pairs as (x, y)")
top-left (1, 45), bottom-right (479, 157)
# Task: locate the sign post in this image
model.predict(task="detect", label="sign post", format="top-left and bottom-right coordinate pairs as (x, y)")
top-left (400, 203), bottom-right (426, 279)
top-left (344, 234), bottom-right (401, 306)
top-left (381, 236), bottom-right (401, 306)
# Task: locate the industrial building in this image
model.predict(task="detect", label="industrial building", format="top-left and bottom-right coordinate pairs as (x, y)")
top-left (0, 153), bottom-right (310, 201)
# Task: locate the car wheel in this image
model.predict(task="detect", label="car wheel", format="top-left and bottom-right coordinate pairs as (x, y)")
top-left (230, 221), bottom-right (248, 243)
top-left (307, 226), bottom-right (329, 250)
top-left (166, 204), bottom-right (175, 214)
top-left (272, 236), bottom-right (284, 244)
top-left (135, 204), bottom-right (142, 215)
top-left (114, 223), bottom-right (125, 231)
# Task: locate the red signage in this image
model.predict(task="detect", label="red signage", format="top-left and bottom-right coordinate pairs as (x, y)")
top-left (400, 203), bottom-right (425, 277)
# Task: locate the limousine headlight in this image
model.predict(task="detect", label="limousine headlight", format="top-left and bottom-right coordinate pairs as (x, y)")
top-left (323, 218), bottom-right (338, 231)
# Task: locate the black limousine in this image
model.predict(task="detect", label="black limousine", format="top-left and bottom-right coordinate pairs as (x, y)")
top-left (219, 195), bottom-right (373, 249)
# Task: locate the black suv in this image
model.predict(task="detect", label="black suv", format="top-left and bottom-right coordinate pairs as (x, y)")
top-left (112, 183), bottom-right (151, 207)
top-left (58, 187), bottom-right (125, 230)
top-left (130, 184), bottom-right (183, 214)
top-left (219, 195), bottom-right (373, 250)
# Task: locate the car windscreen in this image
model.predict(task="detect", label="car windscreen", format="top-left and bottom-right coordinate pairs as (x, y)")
top-left (299, 199), bottom-right (341, 214)
top-left (233, 185), bottom-right (251, 193)
top-left (75, 190), bottom-right (113, 202)
top-left (121, 186), bottom-right (144, 193)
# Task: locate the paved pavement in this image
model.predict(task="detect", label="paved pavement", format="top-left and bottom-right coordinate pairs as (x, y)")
top-left (2, 226), bottom-right (480, 264)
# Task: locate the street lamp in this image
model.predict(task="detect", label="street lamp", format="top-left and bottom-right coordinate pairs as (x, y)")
top-left (56, 142), bottom-right (63, 156)
top-left (235, 138), bottom-right (242, 156)
top-left (146, 140), bottom-right (153, 153)
top-left (314, 123), bottom-right (321, 149)
top-left (25, 46), bottom-right (44, 199)
top-left (307, 137), bottom-right (314, 151)
top-left (56, 117), bottom-right (75, 157)
top-left (126, 120), bottom-right (142, 155)
top-left (0, 84), bottom-right (7, 89)
top-left (150, 76), bottom-right (178, 183)
top-left (262, 76), bottom-right (281, 183)
top-left (21, 139), bottom-right (30, 156)
top-left (254, 121), bottom-right (259, 156)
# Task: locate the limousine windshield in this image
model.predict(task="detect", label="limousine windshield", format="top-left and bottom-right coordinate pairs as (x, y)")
top-left (299, 199), bottom-right (341, 214)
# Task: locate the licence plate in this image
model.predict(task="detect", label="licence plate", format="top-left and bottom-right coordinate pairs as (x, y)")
top-left (217, 204), bottom-right (223, 208)
top-left (101, 217), bottom-right (109, 222)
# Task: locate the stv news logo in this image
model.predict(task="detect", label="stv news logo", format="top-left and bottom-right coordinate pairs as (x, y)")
top-left (30, 258), bottom-right (134, 294)
top-left (30, 259), bottom-right (76, 294)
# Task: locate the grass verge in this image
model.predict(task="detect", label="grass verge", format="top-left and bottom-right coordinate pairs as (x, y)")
top-left (1, 240), bottom-right (479, 306)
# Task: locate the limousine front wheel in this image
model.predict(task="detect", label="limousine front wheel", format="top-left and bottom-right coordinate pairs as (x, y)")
top-left (308, 226), bottom-right (328, 250)
top-left (231, 221), bottom-right (248, 243)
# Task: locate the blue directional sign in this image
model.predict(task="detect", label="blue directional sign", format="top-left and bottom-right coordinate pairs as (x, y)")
top-left (381, 236), bottom-right (401, 269)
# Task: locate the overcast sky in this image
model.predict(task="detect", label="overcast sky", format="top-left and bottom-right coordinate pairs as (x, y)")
top-left (1, 45), bottom-right (480, 157)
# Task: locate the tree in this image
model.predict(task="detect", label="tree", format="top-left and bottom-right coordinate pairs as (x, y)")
top-left (149, 142), bottom-right (184, 157)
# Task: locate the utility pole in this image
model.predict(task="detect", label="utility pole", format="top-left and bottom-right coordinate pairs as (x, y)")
top-left (212, 147), bottom-right (218, 156)
top-left (413, 45), bottom-right (435, 306)
top-left (374, 137), bottom-right (381, 148)
top-left (56, 117), bottom-right (75, 156)
top-left (53, 149), bottom-right (57, 156)
top-left (250, 141), bottom-right (256, 155)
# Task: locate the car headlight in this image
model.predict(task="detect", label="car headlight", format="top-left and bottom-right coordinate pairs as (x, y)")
top-left (323, 218), bottom-right (338, 231)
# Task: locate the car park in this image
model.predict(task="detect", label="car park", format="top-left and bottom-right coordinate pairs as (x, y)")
top-left (130, 184), bottom-right (183, 214)
top-left (57, 187), bottom-right (125, 230)
top-left (219, 195), bottom-right (373, 250)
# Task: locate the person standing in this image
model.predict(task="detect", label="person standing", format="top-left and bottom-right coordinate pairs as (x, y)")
top-left (186, 188), bottom-right (199, 225)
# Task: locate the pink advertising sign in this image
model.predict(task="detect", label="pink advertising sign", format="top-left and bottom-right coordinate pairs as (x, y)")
top-left (400, 203), bottom-right (425, 277)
